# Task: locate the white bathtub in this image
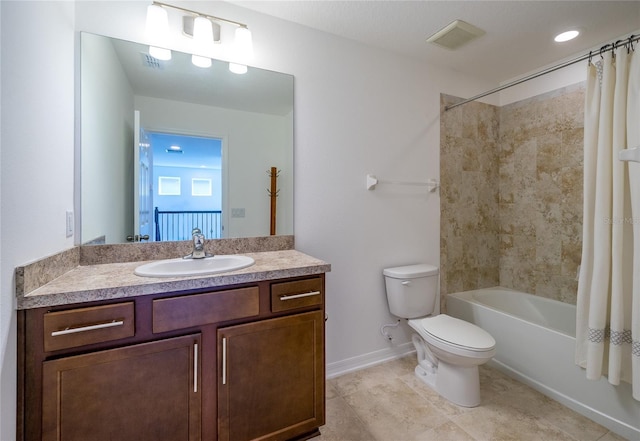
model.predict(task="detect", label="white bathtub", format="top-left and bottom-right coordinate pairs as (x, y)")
top-left (447, 287), bottom-right (639, 440)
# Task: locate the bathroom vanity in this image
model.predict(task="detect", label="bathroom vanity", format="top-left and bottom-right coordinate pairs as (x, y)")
top-left (16, 248), bottom-right (329, 441)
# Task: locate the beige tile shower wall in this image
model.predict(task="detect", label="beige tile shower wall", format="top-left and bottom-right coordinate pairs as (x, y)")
top-left (499, 84), bottom-right (584, 304)
top-left (440, 84), bottom-right (584, 306)
top-left (440, 95), bottom-right (500, 308)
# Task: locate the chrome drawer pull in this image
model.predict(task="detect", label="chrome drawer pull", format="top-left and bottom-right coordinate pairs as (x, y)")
top-left (51, 319), bottom-right (124, 337)
top-left (279, 291), bottom-right (321, 301)
top-left (222, 337), bottom-right (227, 385)
top-left (193, 343), bottom-right (199, 393)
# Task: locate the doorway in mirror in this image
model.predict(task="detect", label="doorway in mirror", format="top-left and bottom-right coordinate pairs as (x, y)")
top-left (144, 130), bottom-right (224, 242)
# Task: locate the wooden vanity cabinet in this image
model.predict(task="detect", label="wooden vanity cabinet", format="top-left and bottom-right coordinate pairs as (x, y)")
top-left (218, 311), bottom-right (324, 441)
top-left (17, 274), bottom-right (325, 441)
top-left (42, 334), bottom-right (202, 441)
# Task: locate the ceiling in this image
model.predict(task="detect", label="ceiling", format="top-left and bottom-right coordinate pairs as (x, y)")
top-left (230, 1), bottom-right (640, 83)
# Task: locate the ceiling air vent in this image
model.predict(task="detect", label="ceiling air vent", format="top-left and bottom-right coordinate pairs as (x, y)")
top-left (427, 20), bottom-right (485, 50)
top-left (141, 52), bottom-right (164, 70)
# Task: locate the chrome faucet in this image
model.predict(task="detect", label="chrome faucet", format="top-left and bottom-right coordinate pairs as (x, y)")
top-left (184, 228), bottom-right (213, 259)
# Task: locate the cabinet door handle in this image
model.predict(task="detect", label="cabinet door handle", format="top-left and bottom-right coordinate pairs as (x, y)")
top-left (51, 319), bottom-right (124, 336)
top-left (279, 291), bottom-right (321, 301)
top-left (193, 343), bottom-right (199, 393)
top-left (222, 337), bottom-right (227, 385)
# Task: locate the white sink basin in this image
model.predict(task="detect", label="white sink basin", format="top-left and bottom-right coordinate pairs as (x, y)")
top-left (134, 255), bottom-right (255, 278)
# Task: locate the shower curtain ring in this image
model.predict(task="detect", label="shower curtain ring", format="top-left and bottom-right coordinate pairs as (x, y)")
top-left (612, 41), bottom-right (621, 58)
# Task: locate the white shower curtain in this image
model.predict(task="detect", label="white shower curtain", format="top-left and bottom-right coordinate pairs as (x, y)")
top-left (576, 44), bottom-right (640, 400)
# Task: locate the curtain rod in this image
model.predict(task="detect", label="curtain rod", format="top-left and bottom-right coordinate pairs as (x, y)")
top-left (445, 33), bottom-right (639, 111)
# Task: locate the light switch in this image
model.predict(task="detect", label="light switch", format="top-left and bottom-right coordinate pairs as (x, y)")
top-left (231, 208), bottom-right (245, 218)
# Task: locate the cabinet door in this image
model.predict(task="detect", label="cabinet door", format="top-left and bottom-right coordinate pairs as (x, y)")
top-left (42, 334), bottom-right (201, 441)
top-left (218, 311), bottom-right (325, 441)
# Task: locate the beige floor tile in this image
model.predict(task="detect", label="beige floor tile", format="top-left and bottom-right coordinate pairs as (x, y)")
top-left (326, 381), bottom-right (339, 400)
top-left (490, 382), bottom-right (608, 441)
top-left (478, 365), bottom-right (523, 400)
top-left (342, 378), bottom-right (450, 441)
top-left (450, 401), bottom-right (577, 441)
top-left (324, 357), bottom-right (628, 441)
top-left (317, 395), bottom-right (374, 441)
top-left (414, 421), bottom-right (477, 441)
top-left (330, 358), bottom-right (411, 397)
top-left (598, 431), bottom-right (632, 441)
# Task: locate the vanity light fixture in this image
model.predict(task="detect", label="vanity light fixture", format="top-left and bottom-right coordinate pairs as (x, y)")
top-left (146, 1), bottom-right (254, 70)
top-left (234, 26), bottom-right (253, 61)
top-left (191, 16), bottom-right (214, 68)
top-left (554, 30), bottom-right (579, 42)
top-left (146, 4), bottom-right (171, 60)
top-left (228, 26), bottom-right (253, 74)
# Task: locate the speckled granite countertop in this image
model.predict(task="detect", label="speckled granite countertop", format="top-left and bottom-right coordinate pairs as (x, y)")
top-left (17, 250), bottom-right (330, 310)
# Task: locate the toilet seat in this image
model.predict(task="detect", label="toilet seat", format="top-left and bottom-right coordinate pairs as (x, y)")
top-left (416, 315), bottom-right (496, 357)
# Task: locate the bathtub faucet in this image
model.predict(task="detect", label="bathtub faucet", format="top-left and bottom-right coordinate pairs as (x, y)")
top-left (184, 228), bottom-right (213, 259)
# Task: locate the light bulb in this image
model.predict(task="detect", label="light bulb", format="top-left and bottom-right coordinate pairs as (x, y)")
top-left (193, 16), bottom-right (213, 44)
top-left (146, 4), bottom-right (169, 40)
top-left (192, 55), bottom-right (212, 68)
top-left (191, 16), bottom-right (213, 68)
top-left (149, 46), bottom-right (172, 61)
top-left (146, 5), bottom-right (171, 61)
top-left (229, 63), bottom-right (248, 74)
top-left (554, 30), bottom-right (579, 43)
top-left (234, 27), bottom-right (253, 62)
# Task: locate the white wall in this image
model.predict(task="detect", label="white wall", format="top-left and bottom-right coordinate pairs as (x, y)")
top-left (498, 62), bottom-right (585, 106)
top-left (0, 1), bottom-right (497, 439)
top-left (1, 2), bottom-right (76, 440)
top-left (497, 29), bottom-right (640, 105)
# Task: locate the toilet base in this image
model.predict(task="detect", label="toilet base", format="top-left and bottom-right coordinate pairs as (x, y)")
top-left (414, 361), bottom-right (481, 408)
top-left (437, 360), bottom-right (481, 407)
top-left (414, 364), bottom-right (437, 391)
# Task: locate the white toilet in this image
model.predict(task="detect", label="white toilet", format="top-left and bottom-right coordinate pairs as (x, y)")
top-left (383, 263), bottom-right (496, 407)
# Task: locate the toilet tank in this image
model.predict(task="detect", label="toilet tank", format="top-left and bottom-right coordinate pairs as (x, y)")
top-left (383, 264), bottom-right (439, 319)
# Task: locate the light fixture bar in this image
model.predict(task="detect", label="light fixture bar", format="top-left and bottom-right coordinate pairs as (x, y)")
top-left (152, 1), bottom-right (248, 29)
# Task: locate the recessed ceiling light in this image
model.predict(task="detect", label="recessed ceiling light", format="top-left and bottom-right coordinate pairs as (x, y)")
top-left (166, 145), bottom-right (183, 153)
top-left (554, 30), bottom-right (579, 43)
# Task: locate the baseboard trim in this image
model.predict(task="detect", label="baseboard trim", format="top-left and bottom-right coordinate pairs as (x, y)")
top-left (326, 342), bottom-right (415, 379)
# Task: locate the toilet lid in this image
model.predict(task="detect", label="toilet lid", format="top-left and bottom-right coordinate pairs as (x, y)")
top-left (419, 315), bottom-right (495, 351)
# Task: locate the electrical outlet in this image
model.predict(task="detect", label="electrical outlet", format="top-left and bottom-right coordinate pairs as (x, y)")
top-left (66, 211), bottom-right (74, 237)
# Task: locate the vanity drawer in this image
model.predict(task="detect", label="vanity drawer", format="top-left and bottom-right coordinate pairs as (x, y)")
top-left (43, 302), bottom-right (135, 352)
top-left (153, 286), bottom-right (260, 333)
top-left (271, 277), bottom-right (323, 312)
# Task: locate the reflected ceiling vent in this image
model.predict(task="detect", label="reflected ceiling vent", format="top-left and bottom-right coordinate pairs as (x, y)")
top-left (140, 52), bottom-right (165, 70)
top-left (427, 20), bottom-right (485, 50)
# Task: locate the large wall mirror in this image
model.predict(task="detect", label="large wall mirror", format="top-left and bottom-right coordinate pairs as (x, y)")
top-left (80, 32), bottom-right (293, 245)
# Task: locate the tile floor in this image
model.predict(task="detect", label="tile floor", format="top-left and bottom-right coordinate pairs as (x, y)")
top-left (318, 356), bottom-right (629, 441)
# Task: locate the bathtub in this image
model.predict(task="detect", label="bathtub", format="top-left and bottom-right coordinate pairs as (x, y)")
top-left (447, 287), bottom-right (639, 440)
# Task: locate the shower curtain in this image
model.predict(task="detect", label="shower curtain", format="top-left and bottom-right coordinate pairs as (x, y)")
top-left (576, 43), bottom-right (640, 401)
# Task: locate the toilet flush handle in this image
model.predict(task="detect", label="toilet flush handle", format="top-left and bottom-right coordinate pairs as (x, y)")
top-left (401, 280), bottom-right (411, 286)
